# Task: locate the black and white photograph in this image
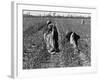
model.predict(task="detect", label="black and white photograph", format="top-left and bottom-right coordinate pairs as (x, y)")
top-left (23, 10), bottom-right (91, 69)
top-left (11, 2), bottom-right (97, 78)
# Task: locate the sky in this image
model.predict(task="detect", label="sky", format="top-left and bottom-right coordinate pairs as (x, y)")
top-left (23, 10), bottom-right (91, 17)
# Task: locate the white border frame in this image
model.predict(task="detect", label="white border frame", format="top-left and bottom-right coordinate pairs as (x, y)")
top-left (11, 1), bottom-right (97, 78)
